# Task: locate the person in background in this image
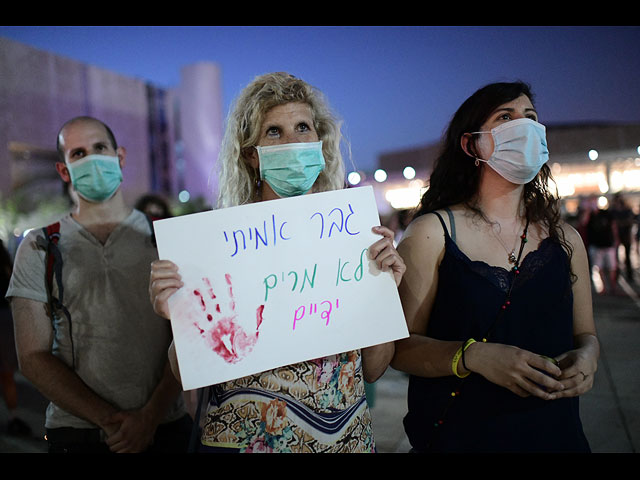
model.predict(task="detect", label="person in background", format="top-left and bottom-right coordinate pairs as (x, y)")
top-left (610, 193), bottom-right (634, 283)
top-left (636, 201), bottom-right (640, 258)
top-left (0, 239), bottom-right (31, 436)
top-left (6, 116), bottom-right (191, 453)
top-left (586, 199), bottom-right (619, 294)
top-left (135, 193), bottom-right (173, 220)
top-left (391, 81), bottom-right (598, 453)
top-left (149, 72), bottom-right (405, 453)
top-left (576, 195), bottom-right (599, 273)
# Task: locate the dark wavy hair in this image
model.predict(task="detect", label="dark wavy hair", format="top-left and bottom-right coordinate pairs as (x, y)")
top-left (415, 81), bottom-right (573, 266)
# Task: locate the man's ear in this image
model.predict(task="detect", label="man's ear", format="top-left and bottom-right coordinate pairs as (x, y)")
top-left (116, 146), bottom-right (126, 169)
top-left (55, 162), bottom-right (71, 183)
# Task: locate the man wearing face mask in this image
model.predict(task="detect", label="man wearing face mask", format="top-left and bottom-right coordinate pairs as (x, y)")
top-left (391, 82), bottom-right (598, 453)
top-left (6, 116), bottom-right (191, 453)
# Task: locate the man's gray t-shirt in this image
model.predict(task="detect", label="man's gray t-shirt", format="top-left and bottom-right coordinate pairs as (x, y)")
top-left (7, 209), bottom-right (185, 429)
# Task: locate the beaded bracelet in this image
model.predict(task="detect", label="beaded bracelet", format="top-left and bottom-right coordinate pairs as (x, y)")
top-left (452, 338), bottom-right (476, 378)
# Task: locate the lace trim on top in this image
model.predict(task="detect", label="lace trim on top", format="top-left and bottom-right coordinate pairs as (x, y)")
top-left (436, 212), bottom-right (564, 294)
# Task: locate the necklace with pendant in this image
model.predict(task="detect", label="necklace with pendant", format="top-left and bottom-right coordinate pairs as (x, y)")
top-left (491, 220), bottom-right (523, 265)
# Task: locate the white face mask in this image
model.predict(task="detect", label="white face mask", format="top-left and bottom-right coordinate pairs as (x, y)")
top-left (471, 118), bottom-right (549, 184)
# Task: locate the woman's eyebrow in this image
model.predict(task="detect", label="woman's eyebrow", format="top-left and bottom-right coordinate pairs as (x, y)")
top-left (491, 107), bottom-right (538, 116)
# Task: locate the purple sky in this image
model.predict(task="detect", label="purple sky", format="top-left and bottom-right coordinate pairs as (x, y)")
top-left (1, 25), bottom-right (639, 173)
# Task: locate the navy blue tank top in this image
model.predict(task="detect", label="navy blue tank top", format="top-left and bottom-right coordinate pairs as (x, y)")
top-left (403, 211), bottom-right (590, 452)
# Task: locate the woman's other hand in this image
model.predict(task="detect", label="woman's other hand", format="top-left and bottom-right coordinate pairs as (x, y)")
top-left (369, 226), bottom-right (406, 287)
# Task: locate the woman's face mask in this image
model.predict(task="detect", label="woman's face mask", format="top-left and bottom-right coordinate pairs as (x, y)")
top-left (66, 154), bottom-right (123, 202)
top-left (256, 141), bottom-right (325, 198)
top-left (471, 118), bottom-right (549, 184)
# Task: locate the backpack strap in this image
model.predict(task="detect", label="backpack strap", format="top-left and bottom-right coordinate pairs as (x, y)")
top-left (41, 222), bottom-right (76, 369)
top-left (43, 222), bottom-right (61, 301)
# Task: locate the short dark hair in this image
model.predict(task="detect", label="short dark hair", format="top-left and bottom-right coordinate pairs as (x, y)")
top-left (56, 116), bottom-right (118, 162)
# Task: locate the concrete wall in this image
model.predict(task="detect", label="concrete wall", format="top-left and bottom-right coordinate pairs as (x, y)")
top-left (178, 62), bottom-right (224, 206)
top-left (0, 37), bottom-right (151, 206)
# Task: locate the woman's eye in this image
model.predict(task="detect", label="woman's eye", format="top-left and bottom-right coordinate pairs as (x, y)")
top-left (266, 127), bottom-right (280, 137)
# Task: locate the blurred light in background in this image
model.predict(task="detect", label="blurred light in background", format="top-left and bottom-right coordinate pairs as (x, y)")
top-left (347, 171), bottom-right (361, 186)
top-left (374, 169), bottom-right (387, 183)
top-left (384, 179), bottom-right (426, 209)
top-left (597, 196), bottom-right (609, 209)
top-left (402, 166), bottom-right (416, 180)
top-left (178, 190), bottom-right (191, 203)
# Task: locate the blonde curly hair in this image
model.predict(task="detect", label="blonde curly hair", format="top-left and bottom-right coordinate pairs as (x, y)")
top-left (216, 72), bottom-right (347, 208)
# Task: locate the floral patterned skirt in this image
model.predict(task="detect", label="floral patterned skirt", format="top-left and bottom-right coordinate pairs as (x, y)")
top-left (200, 351), bottom-right (376, 453)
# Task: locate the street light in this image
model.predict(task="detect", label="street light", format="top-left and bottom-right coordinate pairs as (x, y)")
top-left (178, 190), bottom-right (191, 203)
top-left (347, 171), bottom-right (361, 185)
top-left (403, 166), bottom-right (416, 180)
top-left (374, 169), bottom-right (387, 182)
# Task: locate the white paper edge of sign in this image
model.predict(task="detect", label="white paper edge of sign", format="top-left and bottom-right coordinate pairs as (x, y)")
top-left (153, 186), bottom-right (409, 390)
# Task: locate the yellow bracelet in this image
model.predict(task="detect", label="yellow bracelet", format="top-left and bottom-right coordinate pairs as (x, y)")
top-left (452, 338), bottom-right (476, 378)
top-left (461, 338), bottom-right (476, 371)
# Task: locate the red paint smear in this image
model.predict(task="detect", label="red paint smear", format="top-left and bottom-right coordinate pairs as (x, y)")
top-left (193, 289), bottom-right (206, 311)
top-left (256, 305), bottom-right (265, 330)
top-left (225, 273), bottom-right (234, 298)
top-left (203, 277), bottom-right (217, 299)
top-left (207, 317), bottom-right (258, 364)
top-left (192, 274), bottom-right (264, 365)
top-left (223, 273), bottom-right (235, 310)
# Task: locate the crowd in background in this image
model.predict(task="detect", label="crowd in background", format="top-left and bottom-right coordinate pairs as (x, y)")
top-left (385, 192), bottom-right (640, 292)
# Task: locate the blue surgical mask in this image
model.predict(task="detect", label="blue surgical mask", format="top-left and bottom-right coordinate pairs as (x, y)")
top-left (256, 141), bottom-right (325, 198)
top-left (472, 118), bottom-right (549, 184)
top-left (66, 154), bottom-right (123, 202)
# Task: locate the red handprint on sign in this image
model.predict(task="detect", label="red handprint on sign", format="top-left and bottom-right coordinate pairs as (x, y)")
top-left (191, 274), bottom-right (265, 364)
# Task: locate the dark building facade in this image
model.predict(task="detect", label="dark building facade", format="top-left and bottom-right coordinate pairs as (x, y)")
top-left (0, 37), bottom-right (223, 251)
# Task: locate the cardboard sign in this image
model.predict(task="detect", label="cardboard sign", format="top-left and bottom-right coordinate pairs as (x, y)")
top-left (153, 186), bottom-right (408, 390)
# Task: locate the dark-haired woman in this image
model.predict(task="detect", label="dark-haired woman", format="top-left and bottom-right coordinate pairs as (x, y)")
top-left (391, 81), bottom-right (599, 453)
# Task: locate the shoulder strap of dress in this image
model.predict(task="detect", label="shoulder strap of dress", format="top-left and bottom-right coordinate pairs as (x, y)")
top-left (443, 207), bottom-right (456, 243)
top-left (431, 210), bottom-right (452, 240)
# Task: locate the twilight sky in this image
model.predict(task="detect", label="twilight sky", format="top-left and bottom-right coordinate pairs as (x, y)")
top-left (1, 25), bottom-right (639, 173)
